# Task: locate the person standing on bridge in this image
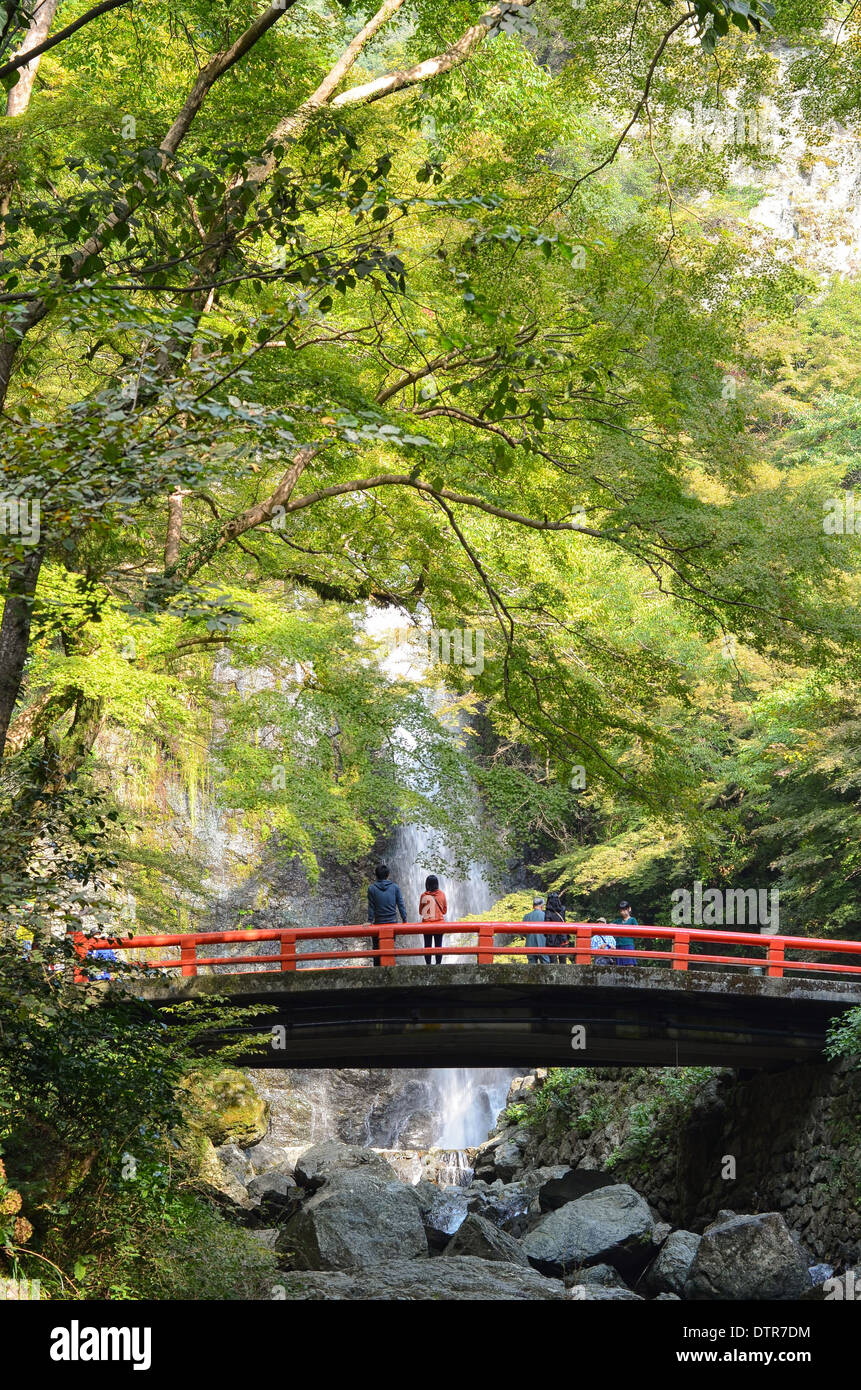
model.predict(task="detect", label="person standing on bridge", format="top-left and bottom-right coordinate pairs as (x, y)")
top-left (590, 917), bottom-right (617, 964)
top-left (544, 891), bottom-right (568, 962)
top-left (367, 864), bottom-right (407, 968)
top-left (522, 895), bottom-right (550, 964)
top-left (419, 874), bottom-right (447, 965)
top-left (612, 901), bottom-right (639, 966)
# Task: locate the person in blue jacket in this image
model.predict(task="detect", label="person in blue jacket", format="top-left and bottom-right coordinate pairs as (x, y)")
top-left (367, 864), bottom-right (407, 968)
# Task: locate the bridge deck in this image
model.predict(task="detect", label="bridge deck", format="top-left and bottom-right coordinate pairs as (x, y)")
top-left (127, 963), bottom-right (861, 1068)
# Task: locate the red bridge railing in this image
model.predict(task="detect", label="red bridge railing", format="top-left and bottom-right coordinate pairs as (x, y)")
top-left (71, 922), bottom-right (861, 982)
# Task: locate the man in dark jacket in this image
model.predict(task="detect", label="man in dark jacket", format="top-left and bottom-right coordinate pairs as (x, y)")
top-left (367, 864), bottom-right (407, 967)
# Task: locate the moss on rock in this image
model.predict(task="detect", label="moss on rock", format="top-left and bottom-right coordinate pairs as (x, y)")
top-left (183, 1067), bottom-right (269, 1148)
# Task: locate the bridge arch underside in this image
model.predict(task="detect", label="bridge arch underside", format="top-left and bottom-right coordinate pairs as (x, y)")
top-left (129, 965), bottom-right (861, 1069)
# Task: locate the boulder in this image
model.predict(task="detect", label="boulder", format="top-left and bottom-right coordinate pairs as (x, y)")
top-left (643, 1230), bottom-right (701, 1297)
top-left (247, 1169), bottom-right (300, 1221)
top-left (244, 1141), bottom-right (306, 1176)
top-left (292, 1141), bottom-right (398, 1191)
top-left (444, 1213), bottom-right (530, 1266)
top-left (276, 1170), bottom-right (427, 1270)
top-left (492, 1140), bottom-right (524, 1182)
top-left (506, 1074), bottom-right (539, 1107)
top-left (215, 1142), bottom-right (252, 1185)
top-left (684, 1213), bottom-right (812, 1301)
top-left (188, 1068), bottom-right (269, 1148)
top-left (536, 1166), bottom-right (617, 1211)
top-left (565, 1262), bottom-right (629, 1289)
top-left (243, 1141), bottom-right (284, 1175)
top-left (276, 1255), bottom-right (568, 1300)
top-left (466, 1181), bottom-right (533, 1234)
top-left (568, 1284), bottom-right (645, 1300)
top-left (522, 1184), bottom-right (656, 1277)
top-left (413, 1180), bottom-right (469, 1249)
top-left (472, 1128), bottom-right (528, 1181)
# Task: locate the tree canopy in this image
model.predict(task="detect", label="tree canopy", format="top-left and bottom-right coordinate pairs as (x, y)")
top-left (1, 0), bottom-right (861, 937)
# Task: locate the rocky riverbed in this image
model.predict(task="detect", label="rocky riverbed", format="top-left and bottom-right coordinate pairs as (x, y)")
top-left (202, 1072), bottom-right (852, 1301)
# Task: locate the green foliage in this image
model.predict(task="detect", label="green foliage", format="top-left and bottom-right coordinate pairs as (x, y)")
top-left (4, 0), bottom-right (861, 1302)
top-left (502, 1067), bottom-right (717, 1168)
top-left (50, 1165), bottom-right (278, 1302)
top-left (825, 1008), bottom-right (861, 1064)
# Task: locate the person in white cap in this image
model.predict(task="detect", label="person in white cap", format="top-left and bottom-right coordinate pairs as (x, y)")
top-left (522, 895), bottom-right (550, 964)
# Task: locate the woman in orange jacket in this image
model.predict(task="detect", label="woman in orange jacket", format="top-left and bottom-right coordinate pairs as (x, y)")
top-left (419, 874), bottom-right (447, 965)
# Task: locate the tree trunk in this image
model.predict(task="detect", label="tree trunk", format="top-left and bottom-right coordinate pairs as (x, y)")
top-left (5, 0), bottom-right (60, 116)
top-left (0, 546), bottom-right (43, 759)
top-left (164, 489), bottom-right (186, 569)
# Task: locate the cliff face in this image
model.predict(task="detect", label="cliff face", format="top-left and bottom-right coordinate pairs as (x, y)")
top-left (494, 1063), bottom-right (861, 1267)
top-left (245, 1069), bottom-right (439, 1149)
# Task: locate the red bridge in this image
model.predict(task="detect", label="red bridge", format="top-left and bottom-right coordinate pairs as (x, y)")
top-left (72, 921), bottom-right (861, 977)
top-left (73, 922), bottom-right (861, 1069)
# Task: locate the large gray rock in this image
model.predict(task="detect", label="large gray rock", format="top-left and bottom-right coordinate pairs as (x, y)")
top-left (444, 1213), bottom-right (530, 1266)
top-left (536, 1167), bottom-right (616, 1210)
top-left (521, 1184), bottom-right (656, 1277)
top-left (413, 1180), bottom-right (469, 1249)
top-left (292, 1141), bottom-right (398, 1192)
top-left (684, 1213), bottom-right (812, 1301)
top-left (472, 1128), bottom-right (529, 1181)
top-left (466, 1180), bottom-right (533, 1234)
top-left (277, 1170), bottom-right (427, 1270)
top-left (492, 1140), bottom-right (525, 1181)
top-left (566, 1262), bottom-right (629, 1289)
top-left (245, 1141), bottom-right (306, 1176)
top-left (198, 1140), bottom-right (254, 1212)
top-left (568, 1285), bottom-right (645, 1301)
top-left (247, 1169), bottom-right (300, 1220)
top-left (215, 1142), bottom-right (252, 1185)
top-left (644, 1230), bottom-right (701, 1297)
top-left (276, 1255), bottom-right (568, 1300)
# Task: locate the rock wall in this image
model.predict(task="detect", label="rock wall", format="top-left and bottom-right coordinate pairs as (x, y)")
top-left (502, 1062), bottom-right (861, 1268)
top-left (245, 1069), bottom-right (439, 1149)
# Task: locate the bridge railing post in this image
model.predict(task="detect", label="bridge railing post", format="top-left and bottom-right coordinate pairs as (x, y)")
top-left (180, 938), bottom-right (197, 978)
top-left (673, 932), bottom-right (690, 971)
top-left (477, 924), bottom-right (493, 966)
top-left (574, 925), bottom-right (591, 965)
top-left (378, 925), bottom-right (396, 968)
top-left (280, 931), bottom-right (296, 971)
top-left (72, 931), bottom-right (87, 984)
top-left (767, 939), bottom-right (785, 979)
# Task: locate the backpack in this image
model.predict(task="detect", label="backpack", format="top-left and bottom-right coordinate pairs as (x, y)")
top-left (420, 893), bottom-right (443, 923)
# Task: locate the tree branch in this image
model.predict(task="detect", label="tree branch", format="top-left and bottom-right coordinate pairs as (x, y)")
top-left (0, 0), bottom-right (131, 81)
top-left (0, 1), bottom-right (297, 409)
top-left (331, 0), bottom-right (538, 112)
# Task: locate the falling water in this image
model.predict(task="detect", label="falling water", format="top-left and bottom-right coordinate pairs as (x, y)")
top-left (432, 1067), bottom-right (517, 1148)
top-left (385, 821), bottom-right (496, 964)
top-left (364, 604), bottom-right (499, 962)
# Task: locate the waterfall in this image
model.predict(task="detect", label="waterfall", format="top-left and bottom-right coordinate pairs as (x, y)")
top-left (255, 1066), bottom-right (517, 1154)
top-left (385, 819), bottom-right (495, 963)
top-left (364, 605), bottom-right (499, 961)
top-left (431, 1067), bottom-right (516, 1148)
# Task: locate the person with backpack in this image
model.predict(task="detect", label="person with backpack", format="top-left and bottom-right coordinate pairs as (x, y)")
top-left (419, 873), bottom-right (448, 965)
top-left (543, 891), bottom-right (568, 962)
top-left (366, 863), bottom-right (407, 967)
